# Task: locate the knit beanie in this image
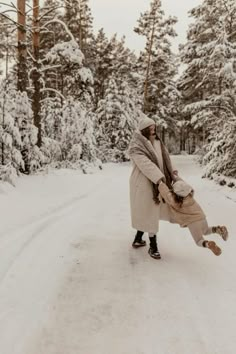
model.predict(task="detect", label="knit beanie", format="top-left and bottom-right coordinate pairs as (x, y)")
top-left (138, 116), bottom-right (156, 131)
top-left (173, 180), bottom-right (193, 198)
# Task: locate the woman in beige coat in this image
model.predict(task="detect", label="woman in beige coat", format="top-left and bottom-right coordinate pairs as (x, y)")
top-left (158, 180), bottom-right (229, 255)
top-left (128, 116), bottom-right (177, 259)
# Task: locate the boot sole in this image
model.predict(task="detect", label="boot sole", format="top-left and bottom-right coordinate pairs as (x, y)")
top-left (148, 250), bottom-right (161, 259)
top-left (132, 242), bottom-right (146, 248)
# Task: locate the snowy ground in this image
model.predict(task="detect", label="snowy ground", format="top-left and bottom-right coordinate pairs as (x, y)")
top-left (0, 155), bottom-right (236, 354)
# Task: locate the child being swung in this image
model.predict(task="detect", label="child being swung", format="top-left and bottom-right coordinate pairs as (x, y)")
top-left (158, 180), bottom-right (228, 256)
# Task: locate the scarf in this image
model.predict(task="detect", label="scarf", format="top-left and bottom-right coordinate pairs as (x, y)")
top-left (128, 130), bottom-right (175, 204)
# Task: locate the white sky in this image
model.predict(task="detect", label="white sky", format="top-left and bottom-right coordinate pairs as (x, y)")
top-left (89, 0), bottom-right (202, 53)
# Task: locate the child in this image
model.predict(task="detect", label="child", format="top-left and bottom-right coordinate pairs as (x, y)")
top-left (158, 180), bottom-right (228, 256)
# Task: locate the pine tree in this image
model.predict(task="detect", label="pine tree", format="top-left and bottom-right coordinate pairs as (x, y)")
top-left (96, 78), bottom-right (140, 162)
top-left (0, 82), bottom-right (43, 182)
top-left (60, 97), bottom-right (97, 167)
top-left (179, 0), bottom-right (236, 177)
top-left (0, 17), bottom-right (16, 75)
top-left (64, 0), bottom-right (93, 54)
top-left (89, 29), bottom-right (113, 105)
top-left (89, 31), bottom-right (139, 109)
top-left (45, 38), bottom-right (94, 106)
top-left (134, 0), bottom-right (178, 139)
top-left (40, 0), bottom-right (65, 54)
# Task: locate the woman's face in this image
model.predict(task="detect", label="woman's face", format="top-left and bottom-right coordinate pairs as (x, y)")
top-left (149, 125), bottom-right (156, 142)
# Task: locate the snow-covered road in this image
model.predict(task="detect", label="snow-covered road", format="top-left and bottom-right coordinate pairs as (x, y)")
top-left (0, 156), bottom-right (235, 354)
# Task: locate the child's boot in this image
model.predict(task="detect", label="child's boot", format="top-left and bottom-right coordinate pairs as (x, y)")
top-left (204, 240), bottom-right (222, 256)
top-left (212, 226), bottom-right (228, 241)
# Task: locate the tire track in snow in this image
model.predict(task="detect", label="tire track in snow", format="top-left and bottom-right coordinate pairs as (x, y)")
top-left (0, 178), bottom-right (110, 283)
top-left (0, 189), bottom-right (95, 240)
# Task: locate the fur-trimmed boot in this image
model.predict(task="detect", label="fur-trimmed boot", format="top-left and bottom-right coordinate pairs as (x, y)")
top-left (203, 240), bottom-right (222, 256)
top-left (132, 231), bottom-right (146, 248)
top-left (148, 235), bottom-right (161, 259)
top-left (212, 226), bottom-right (228, 241)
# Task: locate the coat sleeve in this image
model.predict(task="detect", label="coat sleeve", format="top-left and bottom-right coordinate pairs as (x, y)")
top-left (130, 152), bottom-right (164, 184)
top-left (164, 146), bottom-right (177, 173)
top-left (158, 182), bottom-right (176, 207)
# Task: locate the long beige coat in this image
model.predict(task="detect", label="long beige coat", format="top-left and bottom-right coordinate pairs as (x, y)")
top-left (158, 182), bottom-right (205, 227)
top-left (129, 133), bottom-right (173, 233)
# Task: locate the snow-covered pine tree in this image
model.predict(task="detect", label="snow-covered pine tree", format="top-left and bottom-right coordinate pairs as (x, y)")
top-left (179, 0), bottom-right (223, 143)
top-left (134, 0), bottom-right (178, 141)
top-left (88, 29), bottom-right (112, 106)
top-left (59, 96), bottom-right (97, 170)
top-left (63, 0), bottom-right (93, 55)
top-left (88, 31), bottom-right (138, 109)
top-left (0, 16), bottom-right (16, 74)
top-left (96, 78), bottom-right (140, 162)
top-left (45, 39), bottom-right (94, 107)
top-left (41, 96), bottom-right (63, 164)
top-left (0, 82), bottom-right (43, 183)
top-left (203, 116), bottom-right (236, 181)
top-left (179, 0), bottom-right (236, 178)
top-left (40, 0), bottom-right (65, 54)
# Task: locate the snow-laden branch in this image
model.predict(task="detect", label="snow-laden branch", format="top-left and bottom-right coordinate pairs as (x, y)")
top-left (27, 49), bottom-right (36, 63)
top-left (39, 6), bottom-right (64, 21)
top-left (0, 11), bottom-right (32, 30)
top-left (41, 64), bottom-right (61, 72)
top-left (41, 88), bottom-right (65, 101)
top-left (42, 19), bottom-right (76, 43)
top-left (228, 30), bottom-right (236, 40)
top-left (207, 105), bottom-right (234, 115)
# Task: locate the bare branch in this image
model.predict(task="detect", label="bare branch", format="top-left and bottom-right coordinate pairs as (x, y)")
top-left (10, 1), bottom-right (18, 11)
top-left (25, 2), bottom-right (33, 10)
top-left (0, 12), bottom-right (19, 27)
top-left (0, 1), bottom-right (16, 9)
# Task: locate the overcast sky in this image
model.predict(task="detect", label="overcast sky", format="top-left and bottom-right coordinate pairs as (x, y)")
top-left (89, 0), bottom-right (202, 53)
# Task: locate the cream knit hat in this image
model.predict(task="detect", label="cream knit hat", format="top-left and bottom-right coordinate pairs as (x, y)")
top-left (138, 116), bottom-right (156, 131)
top-left (173, 180), bottom-right (193, 197)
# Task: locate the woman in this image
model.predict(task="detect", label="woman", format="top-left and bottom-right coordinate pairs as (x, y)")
top-left (128, 116), bottom-right (177, 259)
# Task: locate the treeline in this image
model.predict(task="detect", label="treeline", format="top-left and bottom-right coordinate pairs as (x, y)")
top-left (0, 0), bottom-right (236, 186)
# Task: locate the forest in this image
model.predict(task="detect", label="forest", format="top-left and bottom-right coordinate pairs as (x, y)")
top-left (0, 0), bottom-right (236, 186)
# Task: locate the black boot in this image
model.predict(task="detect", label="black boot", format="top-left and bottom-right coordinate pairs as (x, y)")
top-left (148, 235), bottom-right (161, 259)
top-left (132, 230), bottom-right (146, 248)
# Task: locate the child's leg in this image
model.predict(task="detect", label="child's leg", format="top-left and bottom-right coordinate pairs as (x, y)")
top-left (188, 220), bottom-right (221, 255)
top-left (202, 219), bottom-right (228, 241)
top-left (201, 218), bottom-right (213, 235)
top-left (188, 220), bottom-right (206, 247)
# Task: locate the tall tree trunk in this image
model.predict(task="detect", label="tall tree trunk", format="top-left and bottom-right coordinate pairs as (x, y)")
top-left (2, 34), bottom-right (10, 165)
top-left (143, 16), bottom-right (156, 113)
top-left (32, 0), bottom-right (41, 146)
top-left (79, 3), bottom-right (83, 51)
top-left (17, 0), bottom-right (27, 91)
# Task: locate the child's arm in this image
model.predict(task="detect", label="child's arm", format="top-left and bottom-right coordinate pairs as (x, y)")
top-left (158, 181), bottom-right (176, 207)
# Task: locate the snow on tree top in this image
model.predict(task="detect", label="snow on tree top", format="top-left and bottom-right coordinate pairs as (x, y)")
top-left (45, 40), bottom-right (84, 65)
